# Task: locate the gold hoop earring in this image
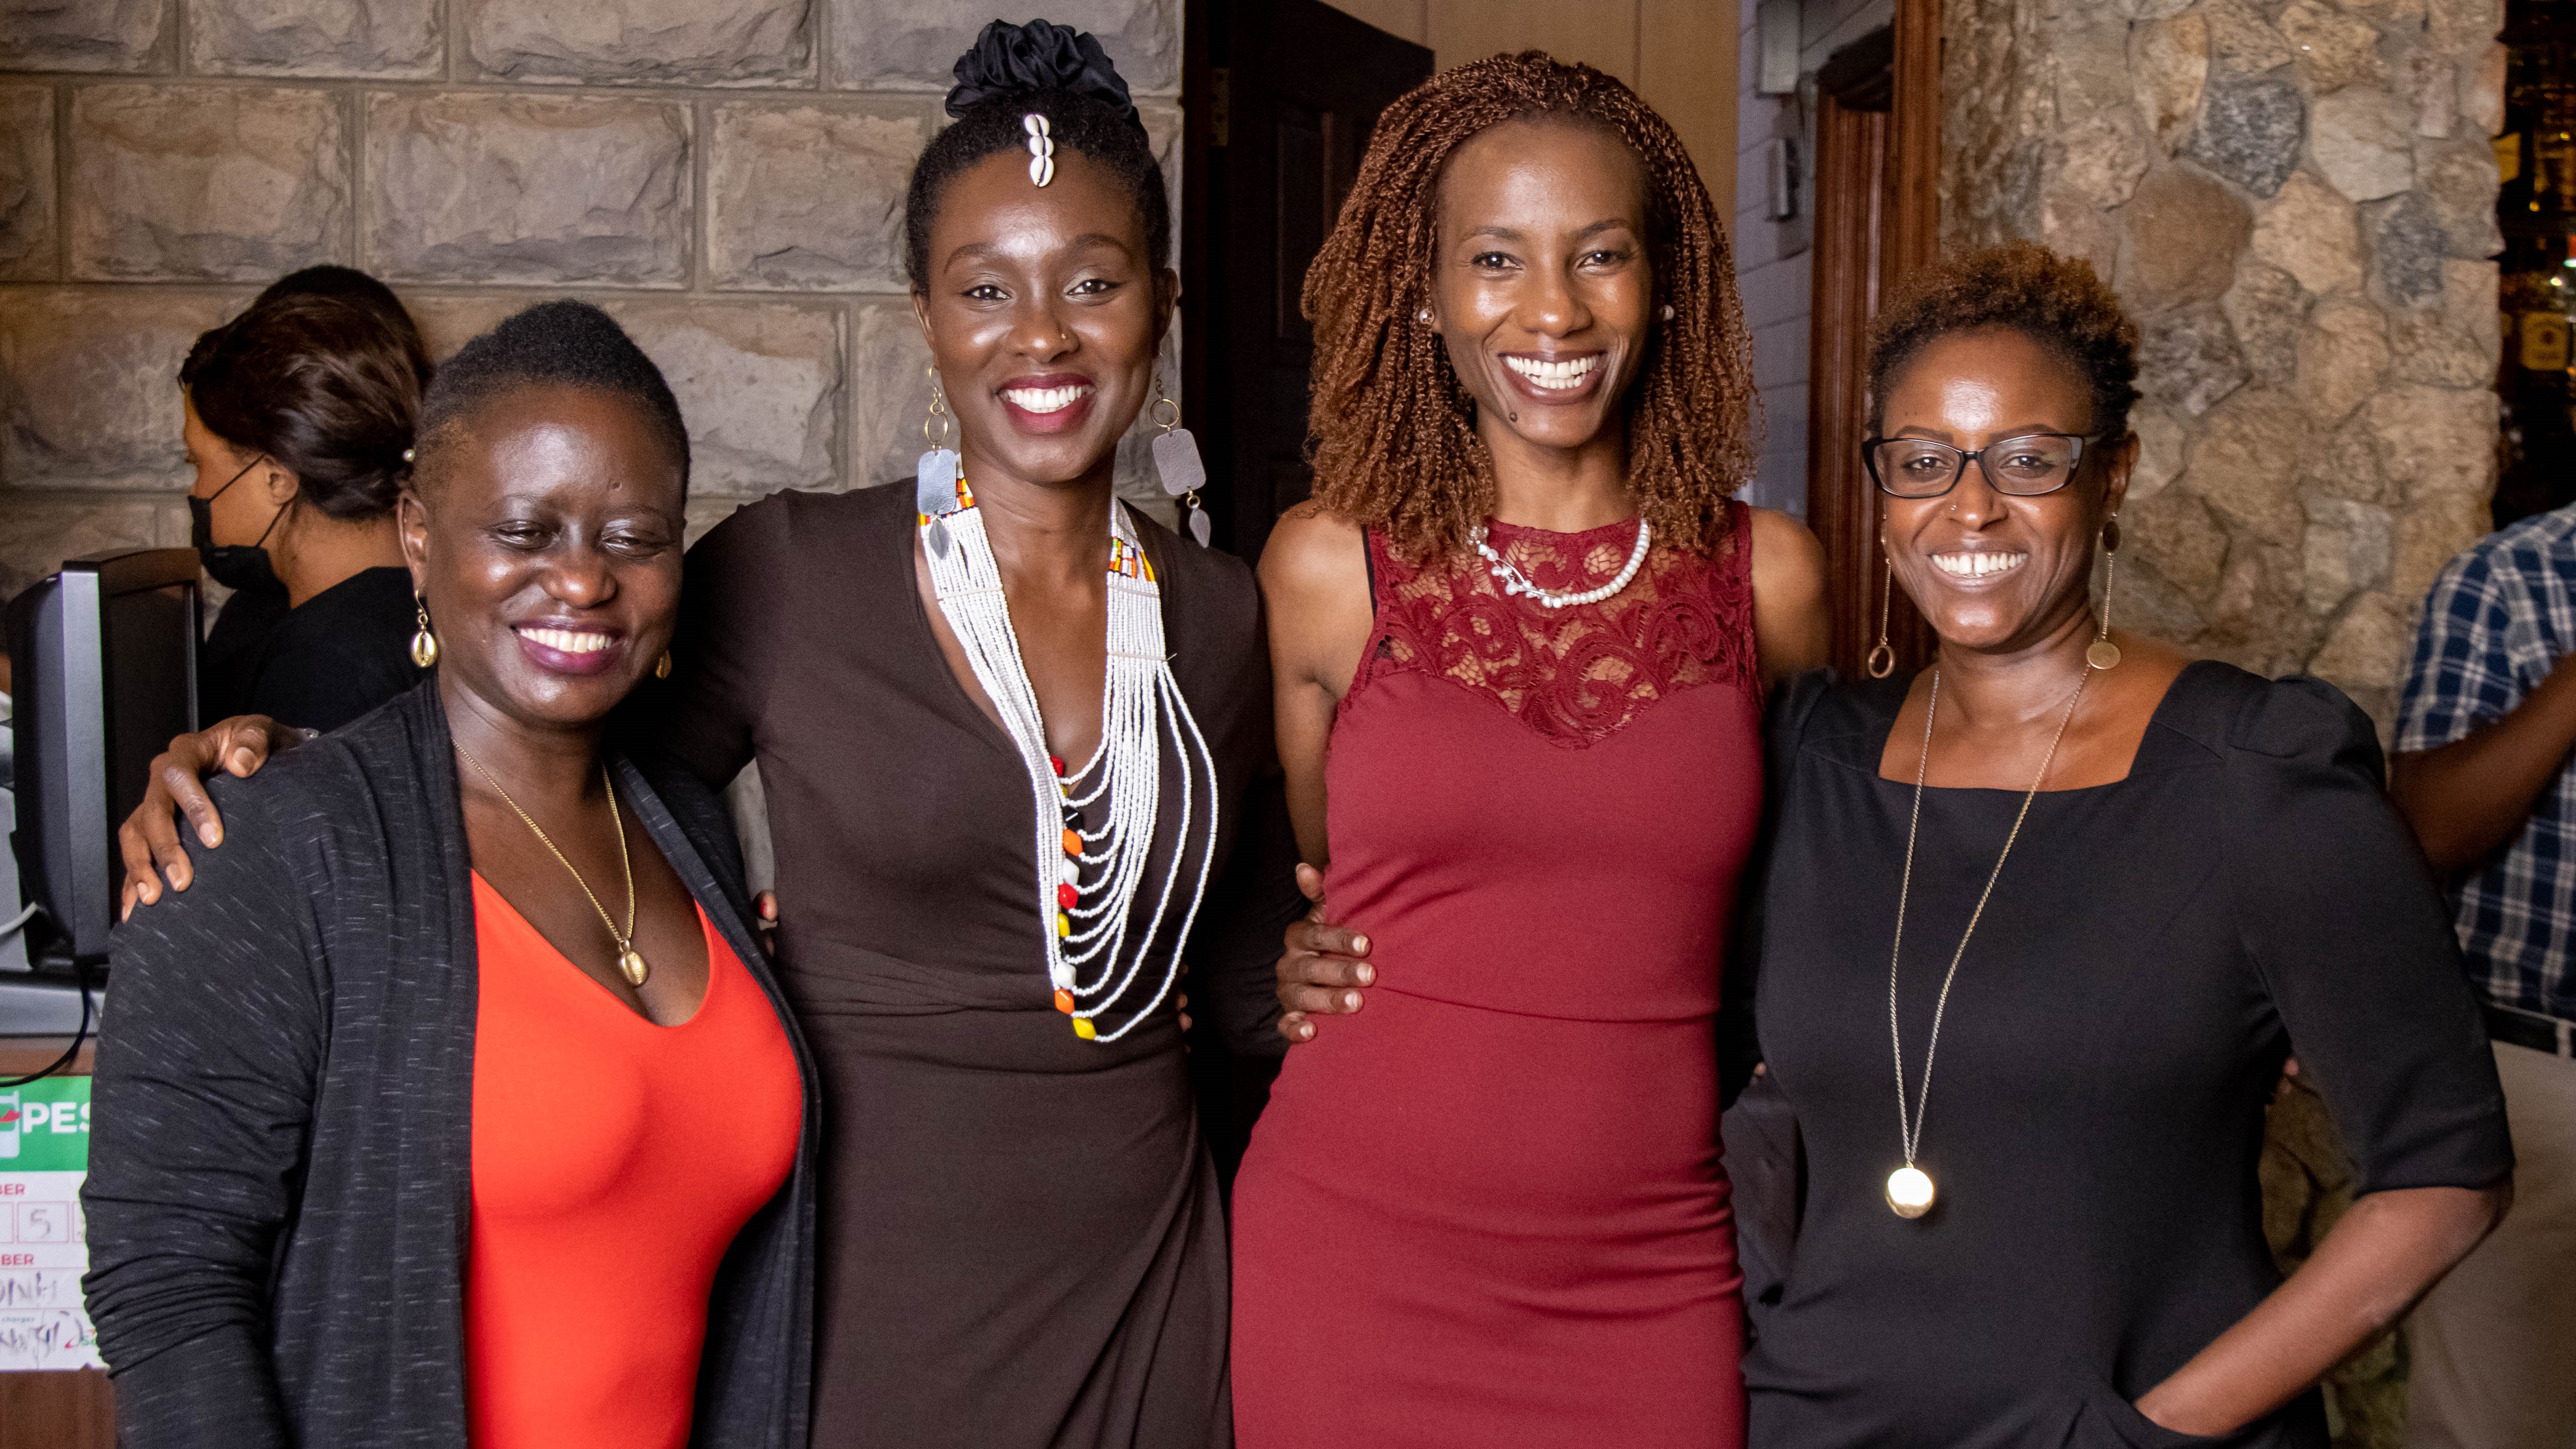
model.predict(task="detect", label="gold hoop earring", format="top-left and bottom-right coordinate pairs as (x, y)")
top-left (409, 593), bottom-right (439, 670)
top-left (654, 650), bottom-right (672, 680)
top-left (922, 361), bottom-right (952, 452)
top-left (1866, 541), bottom-right (1896, 680)
top-left (2087, 515), bottom-right (2123, 670)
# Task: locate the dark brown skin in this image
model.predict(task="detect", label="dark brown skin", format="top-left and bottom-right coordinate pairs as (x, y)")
top-left (130, 383), bottom-right (710, 1025)
top-left (1264, 115), bottom-right (1830, 1038)
top-left (909, 145), bottom-right (1174, 765)
top-left (2387, 667), bottom-right (2576, 875)
top-left (122, 150), bottom-right (1188, 1022)
top-left (1286, 322), bottom-right (2505, 1436)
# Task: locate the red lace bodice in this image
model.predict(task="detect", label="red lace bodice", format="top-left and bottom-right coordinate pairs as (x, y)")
top-left (1344, 502), bottom-right (1759, 748)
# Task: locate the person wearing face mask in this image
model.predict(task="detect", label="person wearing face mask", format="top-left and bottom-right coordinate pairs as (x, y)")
top-left (1281, 241), bottom-right (2515, 1447)
top-left (111, 22), bottom-right (1303, 1449)
top-left (188, 266), bottom-right (426, 711)
top-left (84, 301), bottom-right (816, 1449)
top-left (1233, 52), bottom-right (1831, 1448)
top-left (183, 284), bottom-right (430, 730)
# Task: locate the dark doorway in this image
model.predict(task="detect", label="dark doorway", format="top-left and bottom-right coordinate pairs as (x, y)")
top-left (1803, 0), bottom-right (1942, 681)
top-left (1176, 0), bottom-right (1429, 1187)
top-left (2494, 0), bottom-right (2576, 532)
top-left (1182, 0), bottom-right (1433, 566)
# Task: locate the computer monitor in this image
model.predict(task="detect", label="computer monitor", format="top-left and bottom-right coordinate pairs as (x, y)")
top-left (6, 549), bottom-right (200, 967)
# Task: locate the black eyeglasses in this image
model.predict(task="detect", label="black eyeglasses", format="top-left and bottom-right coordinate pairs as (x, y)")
top-left (1862, 432), bottom-right (2102, 499)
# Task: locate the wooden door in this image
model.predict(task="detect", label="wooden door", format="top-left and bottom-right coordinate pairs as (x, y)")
top-left (1805, 0), bottom-right (1942, 679)
top-left (1183, 0), bottom-right (1433, 564)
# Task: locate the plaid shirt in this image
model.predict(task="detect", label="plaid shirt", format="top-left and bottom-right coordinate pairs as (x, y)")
top-left (2398, 503), bottom-right (2576, 1025)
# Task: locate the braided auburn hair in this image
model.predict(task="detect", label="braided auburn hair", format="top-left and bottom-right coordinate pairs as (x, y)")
top-left (1305, 51), bottom-right (1757, 562)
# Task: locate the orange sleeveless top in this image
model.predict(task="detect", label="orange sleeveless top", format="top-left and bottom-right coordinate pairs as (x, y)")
top-left (463, 873), bottom-right (801, 1449)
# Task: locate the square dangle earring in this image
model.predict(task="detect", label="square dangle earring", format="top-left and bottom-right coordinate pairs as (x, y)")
top-left (1149, 375), bottom-right (1212, 546)
top-left (917, 362), bottom-right (962, 558)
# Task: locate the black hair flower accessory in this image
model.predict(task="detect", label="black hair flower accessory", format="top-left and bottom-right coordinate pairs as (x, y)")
top-left (947, 18), bottom-right (1141, 133)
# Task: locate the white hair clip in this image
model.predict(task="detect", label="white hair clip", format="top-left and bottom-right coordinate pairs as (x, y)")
top-left (1024, 112), bottom-right (1055, 187)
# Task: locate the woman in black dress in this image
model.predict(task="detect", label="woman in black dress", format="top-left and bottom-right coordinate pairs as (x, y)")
top-left (119, 21), bottom-right (1298, 1448)
top-left (1741, 243), bottom-right (2509, 1446)
top-left (182, 280), bottom-right (430, 730)
top-left (1278, 241), bottom-right (2512, 1445)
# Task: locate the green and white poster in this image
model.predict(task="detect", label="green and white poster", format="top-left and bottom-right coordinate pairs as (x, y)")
top-left (0, 1075), bottom-right (103, 1370)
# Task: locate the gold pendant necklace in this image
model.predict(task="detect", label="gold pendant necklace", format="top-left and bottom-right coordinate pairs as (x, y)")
top-left (456, 745), bottom-right (649, 988)
top-left (1884, 658), bottom-right (2095, 1219)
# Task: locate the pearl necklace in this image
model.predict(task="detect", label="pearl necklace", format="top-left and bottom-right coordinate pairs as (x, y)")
top-left (1471, 517), bottom-right (1652, 608)
top-left (919, 479), bottom-right (1221, 1042)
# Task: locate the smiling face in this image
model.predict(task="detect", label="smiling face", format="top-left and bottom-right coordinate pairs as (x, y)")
top-left (912, 147), bottom-right (1173, 489)
top-left (401, 383), bottom-right (685, 733)
top-left (1428, 116), bottom-right (1654, 455)
top-left (1878, 327), bottom-right (2136, 654)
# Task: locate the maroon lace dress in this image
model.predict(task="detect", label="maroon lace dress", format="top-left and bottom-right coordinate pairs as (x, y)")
top-left (1231, 508), bottom-right (1763, 1448)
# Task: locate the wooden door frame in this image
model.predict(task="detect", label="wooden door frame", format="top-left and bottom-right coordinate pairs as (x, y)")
top-left (1805, 0), bottom-right (1942, 680)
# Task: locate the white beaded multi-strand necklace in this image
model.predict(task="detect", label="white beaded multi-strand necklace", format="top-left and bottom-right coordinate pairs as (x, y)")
top-left (919, 478), bottom-right (1221, 1042)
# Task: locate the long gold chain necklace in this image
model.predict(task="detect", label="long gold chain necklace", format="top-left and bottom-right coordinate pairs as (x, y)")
top-left (1882, 663), bottom-right (2091, 1218)
top-left (455, 744), bottom-right (649, 988)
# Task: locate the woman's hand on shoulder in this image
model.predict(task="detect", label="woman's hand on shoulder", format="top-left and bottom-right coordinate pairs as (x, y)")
top-left (1747, 506), bottom-right (1831, 691)
top-left (118, 716), bottom-right (308, 917)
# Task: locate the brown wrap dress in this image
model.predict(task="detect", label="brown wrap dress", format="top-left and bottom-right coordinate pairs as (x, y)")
top-left (657, 482), bottom-right (1298, 1448)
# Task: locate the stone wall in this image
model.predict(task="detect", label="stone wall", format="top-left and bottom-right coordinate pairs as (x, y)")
top-left (0, 0), bottom-right (1182, 606)
top-left (1942, 0), bottom-right (2506, 731)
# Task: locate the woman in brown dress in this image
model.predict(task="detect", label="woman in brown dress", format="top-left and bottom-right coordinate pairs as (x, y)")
top-left (117, 21), bottom-right (1298, 1449)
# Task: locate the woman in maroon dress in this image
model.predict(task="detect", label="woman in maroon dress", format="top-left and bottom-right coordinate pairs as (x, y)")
top-left (1232, 53), bottom-right (1830, 1447)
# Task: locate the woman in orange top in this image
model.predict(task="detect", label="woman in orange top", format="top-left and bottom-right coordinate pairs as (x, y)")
top-left (85, 301), bottom-right (815, 1449)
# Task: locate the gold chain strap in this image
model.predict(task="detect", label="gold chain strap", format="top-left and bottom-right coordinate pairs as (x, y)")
top-left (1881, 663), bottom-right (2091, 1217)
top-left (454, 744), bottom-right (647, 987)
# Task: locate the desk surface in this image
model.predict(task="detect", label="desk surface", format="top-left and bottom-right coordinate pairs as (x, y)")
top-left (0, 1039), bottom-right (93, 1078)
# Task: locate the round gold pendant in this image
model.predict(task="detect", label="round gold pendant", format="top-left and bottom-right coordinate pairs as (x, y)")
top-left (618, 949), bottom-right (649, 988)
top-left (2085, 638), bottom-right (2123, 670)
top-left (1886, 1164), bottom-right (1936, 1218)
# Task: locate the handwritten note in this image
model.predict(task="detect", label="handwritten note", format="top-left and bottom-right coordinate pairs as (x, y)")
top-left (0, 1078), bottom-right (103, 1371)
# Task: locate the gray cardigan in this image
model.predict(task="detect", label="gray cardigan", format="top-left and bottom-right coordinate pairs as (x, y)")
top-left (82, 682), bottom-right (819, 1449)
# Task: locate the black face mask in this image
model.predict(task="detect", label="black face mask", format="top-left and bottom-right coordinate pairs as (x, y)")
top-left (190, 453), bottom-right (290, 595)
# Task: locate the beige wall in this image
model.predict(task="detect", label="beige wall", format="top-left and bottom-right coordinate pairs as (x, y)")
top-left (1323, 0), bottom-right (1739, 243)
top-left (0, 0), bottom-right (1182, 608)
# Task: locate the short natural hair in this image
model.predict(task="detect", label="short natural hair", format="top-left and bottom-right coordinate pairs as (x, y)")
top-left (180, 292), bottom-right (430, 522)
top-left (1303, 51), bottom-right (1757, 562)
top-left (1867, 240), bottom-right (2141, 440)
top-left (414, 300), bottom-right (689, 497)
